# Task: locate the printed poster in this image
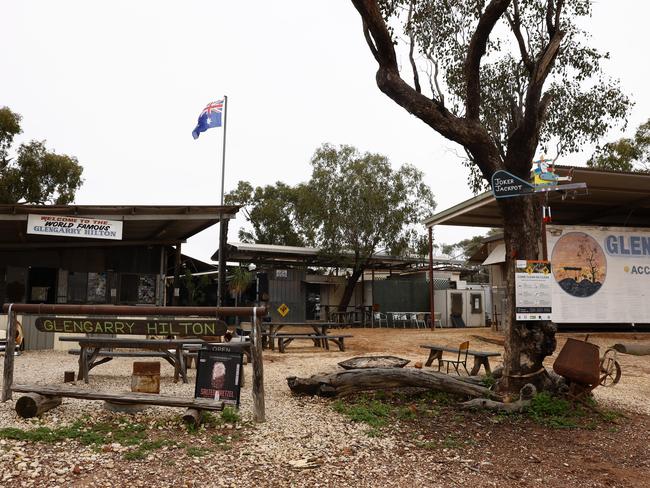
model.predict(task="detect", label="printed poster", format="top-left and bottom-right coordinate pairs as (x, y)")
top-left (515, 260), bottom-right (553, 320)
top-left (194, 345), bottom-right (243, 407)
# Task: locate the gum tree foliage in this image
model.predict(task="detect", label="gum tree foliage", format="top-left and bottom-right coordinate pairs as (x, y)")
top-left (306, 144), bottom-right (435, 310)
top-left (225, 180), bottom-right (308, 246)
top-left (350, 0), bottom-right (630, 392)
top-left (0, 107), bottom-right (83, 204)
top-left (226, 144), bottom-right (435, 310)
top-left (588, 118), bottom-right (650, 173)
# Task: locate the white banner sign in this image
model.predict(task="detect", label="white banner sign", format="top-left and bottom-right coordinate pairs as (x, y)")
top-left (547, 225), bottom-right (650, 323)
top-left (27, 214), bottom-right (123, 240)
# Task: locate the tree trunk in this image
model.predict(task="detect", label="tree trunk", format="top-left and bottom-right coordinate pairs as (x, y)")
top-left (286, 368), bottom-right (497, 399)
top-left (498, 195), bottom-right (557, 395)
top-left (337, 268), bottom-right (363, 311)
top-left (339, 269), bottom-right (363, 312)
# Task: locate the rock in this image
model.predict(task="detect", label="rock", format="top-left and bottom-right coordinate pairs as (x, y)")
top-left (414, 361), bottom-right (423, 369)
top-left (72, 465), bottom-right (82, 475)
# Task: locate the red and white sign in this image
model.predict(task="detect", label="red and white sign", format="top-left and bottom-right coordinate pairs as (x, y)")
top-left (27, 214), bottom-right (123, 240)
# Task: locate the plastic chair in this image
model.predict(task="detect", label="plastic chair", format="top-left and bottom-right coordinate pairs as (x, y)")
top-left (438, 341), bottom-right (470, 375)
top-left (373, 312), bottom-right (388, 328)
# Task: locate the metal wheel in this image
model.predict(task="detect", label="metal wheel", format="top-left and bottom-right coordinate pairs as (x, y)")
top-left (599, 349), bottom-right (621, 386)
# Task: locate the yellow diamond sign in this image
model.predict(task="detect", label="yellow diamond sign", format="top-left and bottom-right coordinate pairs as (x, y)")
top-left (277, 303), bottom-right (290, 317)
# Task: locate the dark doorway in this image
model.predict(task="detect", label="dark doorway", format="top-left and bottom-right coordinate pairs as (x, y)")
top-left (306, 283), bottom-right (321, 320)
top-left (27, 267), bottom-right (57, 304)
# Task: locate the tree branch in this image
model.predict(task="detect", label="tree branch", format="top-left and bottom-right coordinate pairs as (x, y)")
top-left (464, 0), bottom-right (512, 120)
top-left (506, 1), bottom-right (534, 73)
top-left (407, 3), bottom-right (422, 94)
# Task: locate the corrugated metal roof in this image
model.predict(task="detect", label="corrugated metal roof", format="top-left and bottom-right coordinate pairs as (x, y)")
top-left (424, 166), bottom-right (650, 228)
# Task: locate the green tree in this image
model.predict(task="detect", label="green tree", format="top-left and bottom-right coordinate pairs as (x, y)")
top-left (180, 269), bottom-right (211, 306)
top-left (229, 266), bottom-right (254, 307)
top-left (588, 119), bottom-right (650, 172)
top-left (349, 0), bottom-right (630, 392)
top-left (305, 144), bottom-right (435, 310)
top-left (225, 181), bottom-right (306, 246)
top-left (0, 107), bottom-right (83, 204)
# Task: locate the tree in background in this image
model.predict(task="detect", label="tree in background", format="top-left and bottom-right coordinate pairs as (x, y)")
top-left (588, 118), bottom-right (650, 173)
top-left (225, 181), bottom-right (307, 246)
top-left (306, 144), bottom-right (435, 310)
top-left (349, 0), bottom-right (630, 392)
top-left (229, 266), bottom-right (254, 307)
top-left (0, 107), bottom-right (83, 204)
top-left (226, 144), bottom-right (435, 311)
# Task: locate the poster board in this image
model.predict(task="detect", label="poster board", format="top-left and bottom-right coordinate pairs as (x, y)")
top-left (194, 344), bottom-right (243, 407)
top-left (547, 225), bottom-right (650, 323)
top-left (27, 214), bottom-right (123, 240)
top-left (515, 260), bottom-right (553, 320)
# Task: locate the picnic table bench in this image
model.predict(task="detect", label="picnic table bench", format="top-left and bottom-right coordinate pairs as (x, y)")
top-left (60, 336), bottom-right (206, 384)
top-left (275, 333), bottom-right (353, 353)
top-left (420, 344), bottom-right (501, 375)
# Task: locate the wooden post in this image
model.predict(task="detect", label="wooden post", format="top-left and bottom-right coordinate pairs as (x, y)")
top-left (1, 305), bottom-right (16, 402)
top-left (250, 307), bottom-right (265, 422)
top-left (15, 393), bottom-right (62, 418)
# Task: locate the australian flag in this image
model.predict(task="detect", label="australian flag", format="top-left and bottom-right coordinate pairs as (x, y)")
top-left (192, 100), bottom-right (224, 139)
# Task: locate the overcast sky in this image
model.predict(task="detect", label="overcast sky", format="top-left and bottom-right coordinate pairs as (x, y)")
top-left (2, 1), bottom-right (649, 263)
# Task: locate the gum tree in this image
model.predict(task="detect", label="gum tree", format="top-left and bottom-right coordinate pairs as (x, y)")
top-left (349, 0), bottom-right (630, 392)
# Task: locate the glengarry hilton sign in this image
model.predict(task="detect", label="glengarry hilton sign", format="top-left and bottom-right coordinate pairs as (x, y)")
top-left (35, 317), bottom-right (228, 336)
top-left (27, 214), bottom-right (123, 240)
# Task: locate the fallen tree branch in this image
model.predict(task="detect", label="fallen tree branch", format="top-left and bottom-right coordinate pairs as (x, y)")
top-left (460, 384), bottom-right (536, 412)
top-left (287, 368), bottom-right (498, 399)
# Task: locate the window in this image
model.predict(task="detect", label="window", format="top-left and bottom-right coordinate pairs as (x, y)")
top-left (120, 274), bottom-right (139, 303)
top-left (87, 272), bottom-right (107, 303)
top-left (68, 272), bottom-right (88, 303)
top-left (470, 293), bottom-right (483, 314)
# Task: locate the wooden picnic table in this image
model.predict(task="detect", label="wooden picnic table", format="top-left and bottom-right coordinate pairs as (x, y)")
top-left (263, 322), bottom-right (338, 351)
top-left (59, 336), bottom-right (206, 384)
top-left (420, 344), bottom-right (501, 375)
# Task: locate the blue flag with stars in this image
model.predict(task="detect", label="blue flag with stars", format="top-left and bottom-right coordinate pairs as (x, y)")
top-left (192, 100), bottom-right (223, 139)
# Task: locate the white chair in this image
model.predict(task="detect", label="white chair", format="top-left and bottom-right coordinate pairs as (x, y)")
top-left (373, 312), bottom-right (388, 328)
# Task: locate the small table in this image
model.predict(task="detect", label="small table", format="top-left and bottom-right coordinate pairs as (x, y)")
top-left (59, 336), bottom-right (205, 384)
top-left (420, 344), bottom-right (501, 375)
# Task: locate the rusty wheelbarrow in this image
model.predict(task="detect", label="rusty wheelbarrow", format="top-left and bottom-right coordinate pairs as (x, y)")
top-left (553, 337), bottom-right (621, 407)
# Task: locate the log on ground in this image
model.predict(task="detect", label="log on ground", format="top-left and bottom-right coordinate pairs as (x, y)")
top-left (16, 393), bottom-right (62, 418)
top-left (182, 408), bottom-right (203, 428)
top-left (286, 368), bottom-right (498, 399)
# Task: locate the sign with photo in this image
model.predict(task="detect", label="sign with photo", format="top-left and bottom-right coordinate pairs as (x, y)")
top-left (515, 260), bottom-right (553, 320)
top-left (194, 344), bottom-right (243, 407)
top-left (547, 225), bottom-right (650, 323)
top-left (27, 214), bottom-right (123, 240)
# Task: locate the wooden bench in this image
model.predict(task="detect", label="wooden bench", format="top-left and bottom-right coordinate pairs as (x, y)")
top-left (275, 333), bottom-right (353, 353)
top-left (420, 344), bottom-right (501, 375)
top-left (11, 383), bottom-right (224, 418)
top-left (182, 342), bottom-right (252, 368)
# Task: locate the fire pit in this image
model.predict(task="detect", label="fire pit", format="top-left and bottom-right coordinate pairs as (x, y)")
top-left (338, 355), bottom-right (410, 370)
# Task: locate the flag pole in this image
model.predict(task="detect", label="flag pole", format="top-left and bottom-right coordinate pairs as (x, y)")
top-left (217, 95), bottom-right (228, 306)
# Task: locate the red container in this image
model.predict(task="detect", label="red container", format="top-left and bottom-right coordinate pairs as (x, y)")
top-left (553, 338), bottom-right (600, 386)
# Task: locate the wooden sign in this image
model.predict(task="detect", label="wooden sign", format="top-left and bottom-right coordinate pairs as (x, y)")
top-left (35, 317), bottom-right (227, 336)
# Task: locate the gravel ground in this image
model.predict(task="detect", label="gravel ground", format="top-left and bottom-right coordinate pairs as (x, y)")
top-left (0, 328), bottom-right (648, 487)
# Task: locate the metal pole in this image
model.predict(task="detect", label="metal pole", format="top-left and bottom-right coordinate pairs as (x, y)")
top-left (428, 227), bottom-right (435, 331)
top-left (217, 95), bottom-right (229, 306)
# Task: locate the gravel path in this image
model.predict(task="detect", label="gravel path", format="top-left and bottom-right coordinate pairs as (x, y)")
top-left (0, 328), bottom-right (648, 487)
